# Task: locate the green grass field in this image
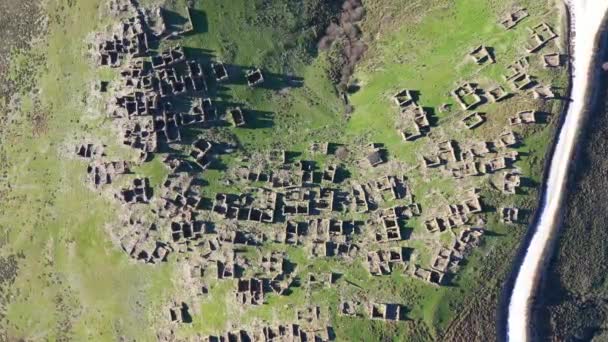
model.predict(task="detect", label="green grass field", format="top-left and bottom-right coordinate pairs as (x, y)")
top-left (0, 0), bottom-right (568, 340)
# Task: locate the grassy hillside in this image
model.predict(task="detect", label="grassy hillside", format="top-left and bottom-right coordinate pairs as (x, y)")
top-left (0, 0), bottom-right (567, 340)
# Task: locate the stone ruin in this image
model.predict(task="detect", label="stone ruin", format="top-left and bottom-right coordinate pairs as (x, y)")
top-left (367, 247), bottom-right (409, 276)
top-left (509, 72), bottom-right (535, 90)
top-left (487, 85), bottom-right (510, 102)
top-left (504, 56), bottom-right (529, 80)
top-left (75, 143), bottom-right (105, 159)
top-left (500, 8), bottom-right (529, 30)
top-left (494, 130), bottom-right (518, 148)
top-left (501, 207), bottom-right (519, 224)
top-left (502, 56), bottom-right (541, 91)
top-left (119, 177), bottom-right (153, 204)
top-left (413, 227), bottom-right (487, 285)
top-left (365, 144), bottom-right (387, 167)
top-left (451, 160), bottom-right (481, 179)
top-left (190, 138), bottom-right (213, 169)
top-left (452, 83), bottom-right (483, 110)
top-left (393, 89), bottom-right (416, 109)
top-left (543, 53), bottom-right (564, 68)
top-left (236, 277), bottom-right (266, 305)
top-left (246, 68), bottom-right (264, 87)
top-left (469, 45), bottom-right (495, 65)
top-left (196, 323), bottom-right (334, 342)
top-left (393, 90), bottom-right (432, 141)
top-left (413, 266), bottom-right (444, 286)
top-left (117, 220), bottom-right (172, 264)
top-left (310, 142), bottom-right (329, 155)
top-left (339, 301), bottom-right (358, 317)
top-left (369, 303), bottom-right (406, 321)
top-left (509, 110), bottom-right (537, 125)
top-left (502, 172), bottom-right (521, 194)
top-left (168, 301), bottom-right (192, 324)
top-left (229, 107), bottom-right (246, 127)
top-left (459, 140), bottom-right (490, 162)
top-left (531, 85), bottom-right (555, 99)
top-left (526, 23), bottom-right (558, 53)
top-left (424, 190), bottom-right (483, 234)
top-left (211, 61), bottom-right (228, 82)
top-left (87, 161), bottom-right (131, 188)
top-left (400, 105), bottom-right (430, 141)
top-left (462, 112), bottom-right (485, 129)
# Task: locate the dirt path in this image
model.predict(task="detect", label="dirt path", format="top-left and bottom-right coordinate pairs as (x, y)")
top-left (507, 1), bottom-right (608, 341)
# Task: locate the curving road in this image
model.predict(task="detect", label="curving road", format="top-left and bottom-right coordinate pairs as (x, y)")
top-left (507, 1), bottom-right (608, 341)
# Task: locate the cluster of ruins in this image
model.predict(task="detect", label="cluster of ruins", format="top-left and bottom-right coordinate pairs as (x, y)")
top-left (393, 90), bottom-right (431, 141)
top-left (77, 1), bottom-right (564, 338)
top-left (382, 7), bottom-right (563, 284)
top-left (160, 323), bottom-right (335, 342)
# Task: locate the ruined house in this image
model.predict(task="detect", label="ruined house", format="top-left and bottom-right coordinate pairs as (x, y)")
top-left (503, 172), bottom-right (521, 194)
top-left (269, 149), bottom-right (286, 164)
top-left (526, 23), bottom-right (558, 53)
top-left (118, 220), bottom-right (171, 264)
top-left (75, 143), bottom-right (105, 159)
top-left (246, 68), bottom-right (264, 87)
top-left (451, 161), bottom-right (480, 179)
top-left (414, 266), bottom-right (444, 285)
top-left (339, 301), bottom-right (357, 316)
top-left (462, 112), bottom-right (485, 129)
top-left (437, 140), bottom-right (458, 163)
top-left (119, 177), bottom-right (152, 203)
top-left (422, 154), bottom-right (442, 168)
top-left (297, 305), bottom-right (322, 324)
top-left (366, 144), bottom-right (387, 167)
top-left (393, 89), bottom-right (416, 109)
top-left (500, 8), bottom-right (529, 29)
top-left (323, 241), bottom-right (359, 259)
top-left (504, 57), bottom-right (529, 82)
top-left (283, 188), bottom-right (311, 216)
top-left (190, 138), bottom-right (213, 169)
top-left (399, 104), bottom-right (431, 141)
top-left (431, 248), bottom-right (453, 273)
top-left (509, 72), bottom-right (535, 90)
top-left (284, 220), bottom-right (309, 245)
top-left (495, 130), bottom-right (518, 148)
top-left (229, 107), bottom-right (246, 127)
top-left (168, 301), bottom-right (192, 324)
top-left (452, 83), bottom-right (483, 110)
top-left (310, 142), bottom-right (329, 155)
top-left (152, 45), bottom-right (186, 69)
top-left (453, 228), bottom-right (484, 255)
top-left (488, 85), bottom-right (510, 102)
top-left (351, 183), bottom-right (370, 213)
top-left (469, 45), bottom-right (495, 65)
top-left (509, 110), bottom-right (537, 125)
top-left (236, 278), bottom-right (266, 305)
top-left (375, 215), bottom-right (402, 243)
top-left (532, 84), bottom-right (555, 99)
top-left (485, 156), bottom-right (508, 173)
top-left (367, 247), bottom-right (407, 276)
top-left (322, 164), bottom-right (338, 183)
top-left (211, 61), bottom-right (228, 81)
top-left (542, 53), bottom-right (564, 68)
top-left (501, 207), bottom-right (519, 224)
top-left (87, 161), bottom-right (131, 187)
top-left (369, 303), bottom-right (404, 321)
